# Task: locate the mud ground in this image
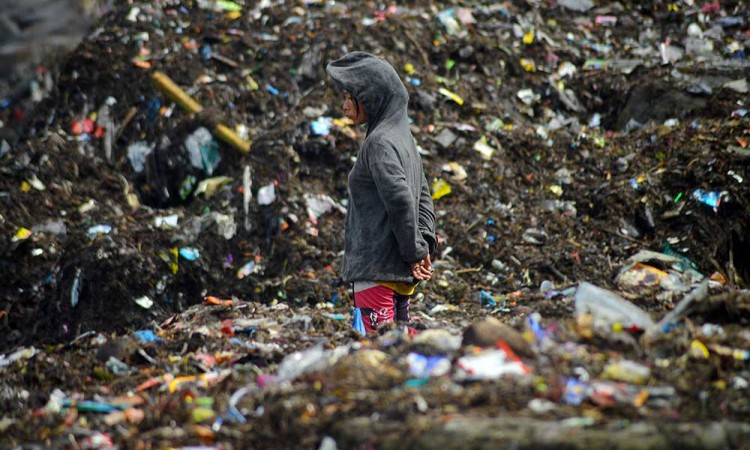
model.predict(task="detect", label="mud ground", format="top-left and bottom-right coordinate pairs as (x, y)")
top-left (1, 0), bottom-right (750, 448)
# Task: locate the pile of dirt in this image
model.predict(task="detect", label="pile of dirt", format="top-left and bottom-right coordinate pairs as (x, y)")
top-left (1, 0), bottom-right (749, 448)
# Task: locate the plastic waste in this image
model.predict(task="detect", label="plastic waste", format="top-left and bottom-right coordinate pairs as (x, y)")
top-left (589, 381), bottom-right (648, 407)
top-left (127, 142), bottom-right (153, 173)
top-left (562, 378), bottom-right (588, 405)
top-left (154, 214), bottom-right (179, 229)
top-left (454, 347), bottom-right (531, 381)
top-left (473, 136), bottom-right (495, 160)
top-left (438, 87), bottom-right (464, 105)
top-left (185, 127), bottom-right (221, 175)
top-left (692, 189), bottom-right (725, 211)
top-left (0, 347), bottom-right (38, 368)
top-left (305, 194), bottom-right (344, 220)
top-left (319, 436), bottom-right (338, 450)
top-left (435, 128), bottom-right (457, 148)
top-left (194, 176), bottom-right (233, 198)
top-left (71, 268), bottom-right (82, 308)
top-left (106, 357), bottom-right (132, 376)
top-left (134, 330), bottom-right (161, 344)
top-left (277, 344), bottom-right (325, 382)
top-left (406, 353), bottom-right (451, 378)
top-left (431, 179), bottom-right (452, 200)
top-left (352, 308), bottom-right (366, 336)
top-left (479, 290), bottom-right (497, 308)
top-left (179, 247), bottom-right (200, 261)
top-left (12, 227), bottom-right (32, 242)
top-left (237, 260), bottom-right (261, 279)
top-left (574, 282), bottom-right (654, 331)
top-left (133, 296), bottom-right (154, 309)
top-left (87, 224), bottom-right (112, 238)
top-left (602, 360), bottom-right (651, 385)
top-left (311, 117), bottom-right (333, 136)
top-left (257, 183), bottom-right (276, 205)
top-left (557, 0), bottom-right (594, 12)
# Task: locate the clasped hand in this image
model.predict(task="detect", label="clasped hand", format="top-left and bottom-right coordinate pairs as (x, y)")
top-left (410, 255), bottom-right (433, 281)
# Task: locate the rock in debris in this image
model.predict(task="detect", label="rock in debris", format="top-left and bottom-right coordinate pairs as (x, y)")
top-left (462, 317), bottom-right (534, 358)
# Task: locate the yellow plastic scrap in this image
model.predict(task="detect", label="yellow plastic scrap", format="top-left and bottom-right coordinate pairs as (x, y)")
top-left (522, 29), bottom-right (535, 44)
top-left (520, 58), bottom-right (536, 72)
top-left (194, 176), bottom-right (233, 198)
top-left (473, 136), bottom-right (495, 160)
top-left (548, 185), bottom-right (563, 197)
top-left (689, 340), bottom-right (710, 359)
top-left (20, 181), bottom-right (31, 192)
top-left (403, 63), bottom-right (415, 75)
top-left (444, 162), bottom-right (468, 181)
top-left (224, 10), bottom-right (242, 20)
top-left (245, 75), bottom-right (259, 91)
top-left (438, 88), bottom-right (464, 106)
top-left (13, 227), bottom-right (32, 242)
top-left (431, 179), bottom-right (452, 200)
top-left (333, 118), bottom-right (358, 140)
top-left (170, 247), bottom-right (179, 275)
top-left (192, 407), bottom-right (216, 423)
top-left (167, 370), bottom-right (230, 393)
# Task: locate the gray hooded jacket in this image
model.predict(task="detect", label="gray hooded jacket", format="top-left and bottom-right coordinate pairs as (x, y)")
top-left (326, 51), bottom-right (437, 283)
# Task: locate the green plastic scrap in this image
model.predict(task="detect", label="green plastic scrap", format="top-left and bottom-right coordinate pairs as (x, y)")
top-left (216, 0), bottom-right (242, 12)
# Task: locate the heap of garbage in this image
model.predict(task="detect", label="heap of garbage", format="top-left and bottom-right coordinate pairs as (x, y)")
top-left (1, 0), bottom-right (749, 448)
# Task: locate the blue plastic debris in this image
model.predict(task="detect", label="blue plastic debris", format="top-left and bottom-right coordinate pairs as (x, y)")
top-left (146, 98), bottom-right (161, 122)
top-left (200, 44), bottom-right (213, 60)
top-left (134, 330), bottom-right (162, 344)
top-left (87, 224), bottom-right (112, 239)
top-left (266, 84), bottom-right (280, 96)
top-left (234, 326), bottom-right (257, 336)
top-left (179, 247), bottom-right (200, 261)
top-left (70, 268), bottom-right (82, 308)
top-left (480, 290), bottom-right (497, 308)
top-left (562, 378), bottom-right (588, 405)
top-left (407, 353), bottom-right (451, 378)
top-left (352, 308), bottom-right (366, 335)
top-left (322, 313), bottom-right (347, 321)
top-left (527, 315), bottom-right (546, 344)
top-left (62, 400), bottom-right (120, 413)
top-left (311, 117), bottom-right (332, 136)
top-left (692, 189), bottom-right (723, 210)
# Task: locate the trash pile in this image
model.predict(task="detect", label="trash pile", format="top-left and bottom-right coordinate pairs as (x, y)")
top-left (1, 0), bottom-right (750, 448)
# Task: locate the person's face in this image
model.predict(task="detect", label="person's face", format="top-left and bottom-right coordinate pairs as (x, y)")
top-left (343, 92), bottom-right (368, 125)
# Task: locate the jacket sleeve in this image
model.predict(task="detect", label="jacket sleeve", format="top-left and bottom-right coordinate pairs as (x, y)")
top-left (418, 173), bottom-right (438, 256)
top-left (366, 143), bottom-right (429, 263)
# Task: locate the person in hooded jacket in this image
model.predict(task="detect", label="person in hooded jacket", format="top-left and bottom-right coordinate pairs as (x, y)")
top-left (326, 51), bottom-right (437, 334)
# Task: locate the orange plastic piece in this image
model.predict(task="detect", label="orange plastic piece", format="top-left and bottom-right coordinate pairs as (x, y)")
top-left (205, 296), bottom-right (233, 307)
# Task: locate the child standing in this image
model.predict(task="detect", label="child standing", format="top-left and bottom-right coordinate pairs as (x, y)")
top-left (326, 52), bottom-right (437, 334)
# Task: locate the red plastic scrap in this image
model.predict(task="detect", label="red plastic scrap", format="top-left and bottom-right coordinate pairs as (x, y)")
top-left (72, 119), bottom-right (95, 135)
top-left (701, 2), bottom-right (720, 13)
top-left (220, 319), bottom-right (235, 337)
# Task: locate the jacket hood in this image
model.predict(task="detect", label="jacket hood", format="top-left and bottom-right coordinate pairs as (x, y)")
top-left (326, 51), bottom-right (409, 135)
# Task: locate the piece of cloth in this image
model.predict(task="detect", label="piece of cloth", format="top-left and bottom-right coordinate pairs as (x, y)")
top-left (353, 282), bottom-right (411, 333)
top-left (378, 280), bottom-right (417, 296)
top-left (326, 52), bottom-right (437, 284)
